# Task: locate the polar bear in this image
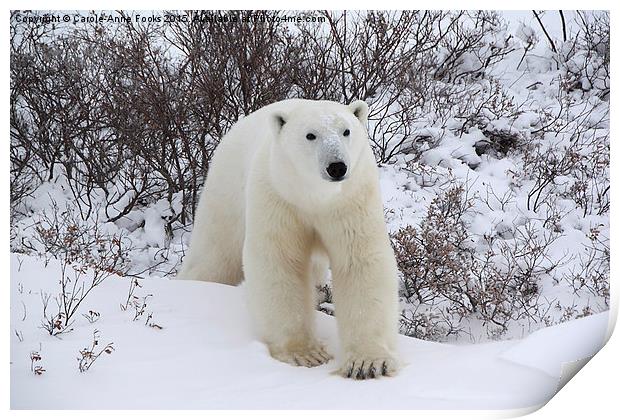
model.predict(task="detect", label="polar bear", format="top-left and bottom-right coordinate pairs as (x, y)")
top-left (179, 99), bottom-right (400, 379)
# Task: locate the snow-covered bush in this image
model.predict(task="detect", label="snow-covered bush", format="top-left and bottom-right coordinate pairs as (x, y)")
top-left (391, 184), bottom-right (567, 340)
top-left (10, 10), bottom-right (522, 220)
top-left (560, 226), bottom-right (610, 306)
top-left (21, 204), bottom-right (131, 336)
top-left (392, 184), bottom-right (476, 340)
top-left (559, 11), bottom-right (609, 97)
top-left (391, 187), bottom-right (607, 342)
top-left (77, 330), bottom-right (114, 373)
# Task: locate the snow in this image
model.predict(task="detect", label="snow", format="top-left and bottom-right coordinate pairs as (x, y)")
top-left (10, 255), bottom-right (610, 409)
top-left (500, 311), bottom-right (610, 378)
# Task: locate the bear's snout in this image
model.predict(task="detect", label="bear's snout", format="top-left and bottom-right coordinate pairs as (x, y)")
top-left (326, 161), bottom-right (347, 181)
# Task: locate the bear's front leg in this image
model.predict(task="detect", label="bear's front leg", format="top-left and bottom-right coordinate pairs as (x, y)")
top-left (319, 213), bottom-right (401, 379)
top-left (243, 192), bottom-right (332, 368)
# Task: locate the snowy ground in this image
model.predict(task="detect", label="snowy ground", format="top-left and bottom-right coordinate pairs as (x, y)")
top-left (10, 255), bottom-right (610, 409)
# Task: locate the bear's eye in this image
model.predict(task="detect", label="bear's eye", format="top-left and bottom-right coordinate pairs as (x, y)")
top-left (343, 129), bottom-right (350, 137)
top-left (306, 133), bottom-right (316, 141)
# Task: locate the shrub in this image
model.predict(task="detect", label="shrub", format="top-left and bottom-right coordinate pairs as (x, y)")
top-left (29, 205), bottom-right (130, 336)
top-left (392, 184), bottom-right (566, 340)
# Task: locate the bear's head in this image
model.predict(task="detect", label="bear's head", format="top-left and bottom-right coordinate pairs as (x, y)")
top-left (270, 100), bottom-right (370, 201)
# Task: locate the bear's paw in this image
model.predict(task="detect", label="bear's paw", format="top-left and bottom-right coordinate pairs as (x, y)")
top-left (340, 354), bottom-right (399, 379)
top-left (270, 342), bottom-right (333, 368)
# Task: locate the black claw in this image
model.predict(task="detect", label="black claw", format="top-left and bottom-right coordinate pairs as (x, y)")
top-left (346, 363), bottom-right (355, 378)
top-left (368, 363), bottom-right (376, 378)
top-left (381, 361), bottom-right (388, 376)
top-left (356, 361), bottom-right (365, 380)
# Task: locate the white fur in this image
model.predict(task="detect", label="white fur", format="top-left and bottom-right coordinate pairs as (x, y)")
top-left (179, 99), bottom-right (400, 378)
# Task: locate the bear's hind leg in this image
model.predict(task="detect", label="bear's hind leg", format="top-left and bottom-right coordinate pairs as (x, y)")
top-left (178, 194), bottom-right (244, 285)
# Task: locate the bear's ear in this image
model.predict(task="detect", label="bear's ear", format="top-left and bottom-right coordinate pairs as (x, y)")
top-left (349, 100), bottom-right (369, 125)
top-left (273, 112), bottom-right (287, 132)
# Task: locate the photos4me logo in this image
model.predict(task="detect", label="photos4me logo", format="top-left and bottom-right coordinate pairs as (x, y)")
top-left (12, 11), bottom-right (327, 25)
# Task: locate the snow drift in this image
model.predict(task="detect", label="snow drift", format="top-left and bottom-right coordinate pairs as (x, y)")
top-left (10, 255), bottom-right (611, 409)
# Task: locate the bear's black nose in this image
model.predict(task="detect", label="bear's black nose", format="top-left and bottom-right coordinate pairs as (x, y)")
top-left (326, 161), bottom-right (347, 180)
